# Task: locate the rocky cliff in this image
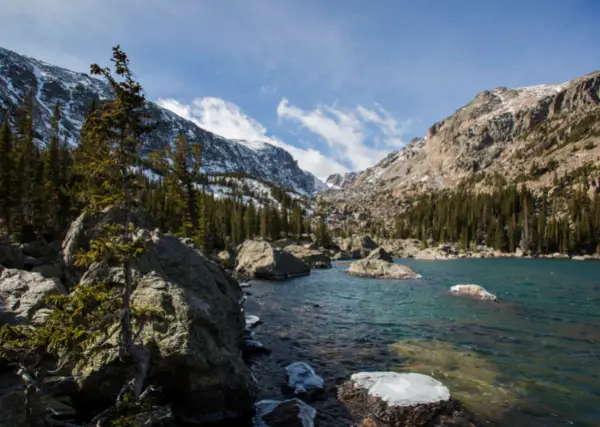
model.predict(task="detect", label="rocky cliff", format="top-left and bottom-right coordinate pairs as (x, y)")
top-left (320, 71), bottom-right (600, 221)
top-left (0, 46), bottom-right (319, 195)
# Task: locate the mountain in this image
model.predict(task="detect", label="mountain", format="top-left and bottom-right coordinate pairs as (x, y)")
top-left (0, 46), bottom-right (319, 195)
top-left (320, 71), bottom-right (600, 221)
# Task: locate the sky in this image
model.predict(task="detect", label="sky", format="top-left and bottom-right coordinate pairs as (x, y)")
top-left (2, 0), bottom-right (599, 180)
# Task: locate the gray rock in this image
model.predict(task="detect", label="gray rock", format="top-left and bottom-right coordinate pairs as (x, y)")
top-left (283, 245), bottom-right (332, 269)
top-left (217, 250), bottom-right (235, 269)
top-left (336, 235), bottom-right (379, 259)
top-left (253, 399), bottom-right (316, 427)
top-left (347, 259), bottom-right (420, 280)
top-left (0, 243), bottom-right (24, 269)
top-left (331, 250), bottom-right (353, 260)
top-left (62, 212), bottom-right (256, 423)
top-left (236, 240), bottom-right (310, 280)
top-left (0, 391), bottom-right (28, 427)
top-left (272, 238), bottom-right (298, 249)
top-left (365, 247), bottom-right (393, 263)
top-left (285, 362), bottom-right (324, 398)
top-left (0, 268), bottom-right (66, 325)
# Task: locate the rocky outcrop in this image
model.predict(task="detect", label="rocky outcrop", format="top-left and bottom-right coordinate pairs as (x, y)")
top-left (60, 212), bottom-right (257, 424)
top-left (366, 247), bottom-right (393, 262)
top-left (283, 245), bottom-right (332, 269)
top-left (347, 259), bottom-right (420, 280)
top-left (335, 235), bottom-right (379, 259)
top-left (331, 250), bottom-right (353, 261)
top-left (0, 268), bottom-right (66, 325)
top-left (450, 284), bottom-right (498, 301)
top-left (236, 240), bottom-right (310, 280)
top-left (285, 362), bottom-right (324, 398)
top-left (338, 372), bottom-right (476, 427)
top-left (254, 399), bottom-right (316, 427)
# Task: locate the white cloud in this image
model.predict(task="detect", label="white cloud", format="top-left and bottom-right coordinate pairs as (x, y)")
top-left (156, 97), bottom-right (348, 180)
top-left (277, 99), bottom-right (410, 171)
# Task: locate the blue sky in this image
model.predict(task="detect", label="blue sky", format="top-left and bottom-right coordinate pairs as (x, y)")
top-left (2, 0), bottom-right (599, 179)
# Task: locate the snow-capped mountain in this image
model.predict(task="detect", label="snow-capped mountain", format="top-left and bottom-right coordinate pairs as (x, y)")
top-left (0, 46), bottom-right (319, 194)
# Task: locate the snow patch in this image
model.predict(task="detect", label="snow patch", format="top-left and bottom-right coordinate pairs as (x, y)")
top-left (351, 372), bottom-right (450, 406)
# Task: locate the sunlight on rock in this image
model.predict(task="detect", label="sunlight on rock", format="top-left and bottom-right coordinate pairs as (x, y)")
top-left (391, 339), bottom-right (518, 420)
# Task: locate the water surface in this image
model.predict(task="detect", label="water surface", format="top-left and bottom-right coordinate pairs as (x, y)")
top-left (245, 259), bottom-right (600, 427)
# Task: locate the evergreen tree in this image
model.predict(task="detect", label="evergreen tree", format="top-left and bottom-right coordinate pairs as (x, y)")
top-left (0, 115), bottom-right (17, 235)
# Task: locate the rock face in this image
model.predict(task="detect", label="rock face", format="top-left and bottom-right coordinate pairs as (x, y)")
top-left (0, 268), bottom-right (66, 325)
top-left (61, 213), bottom-right (257, 423)
top-left (236, 240), bottom-right (310, 280)
top-left (319, 71), bottom-right (600, 224)
top-left (347, 259), bottom-right (420, 280)
top-left (283, 245), bottom-right (332, 269)
top-left (336, 235), bottom-right (379, 259)
top-left (285, 362), bottom-right (324, 398)
top-left (254, 399), bottom-right (316, 427)
top-left (450, 284), bottom-right (498, 301)
top-left (366, 247), bottom-right (394, 263)
top-left (338, 372), bottom-right (452, 427)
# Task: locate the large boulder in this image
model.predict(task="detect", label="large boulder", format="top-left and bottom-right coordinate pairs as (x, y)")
top-left (217, 250), bottom-right (235, 269)
top-left (236, 240), bottom-right (310, 280)
top-left (272, 238), bottom-right (298, 249)
top-left (366, 247), bottom-right (393, 263)
top-left (347, 259), bottom-right (420, 280)
top-left (338, 372), bottom-right (458, 427)
top-left (283, 245), bottom-right (332, 269)
top-left (336, 235), bottom-right (379, 259)
top-left (0, 268), bottom-right (66, 325)
top-left (0, 243), bottom-right (24, 269)
top-left (450, 284), bottom-right (498, 301)
top-left (61, 213), bottom-right (257, 424)
top-left (254, 399), bottom-right (316, 427)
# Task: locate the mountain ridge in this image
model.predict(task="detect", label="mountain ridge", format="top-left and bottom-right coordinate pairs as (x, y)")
top-left (0, 46), bottom-right (319, 195)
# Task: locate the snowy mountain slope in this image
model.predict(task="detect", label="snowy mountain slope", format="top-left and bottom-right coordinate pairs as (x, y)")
top-left (0, 46), bottom-right (319, 194)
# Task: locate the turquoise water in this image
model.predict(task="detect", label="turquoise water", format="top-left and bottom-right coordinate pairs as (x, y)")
top-left (246, 259), bottom-right (600, 426)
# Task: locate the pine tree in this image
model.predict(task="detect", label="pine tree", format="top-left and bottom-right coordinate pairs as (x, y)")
top-left (44, 102), bottom-right (62, 234)
top-left (149, 135), bottom-right (204, 246)
top-left (0, 115), bottom-right (17, 235)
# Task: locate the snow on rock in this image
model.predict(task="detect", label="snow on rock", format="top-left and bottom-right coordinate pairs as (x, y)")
top-left (253, 399), bottom-right (316, 427)
top-left (450, 284), bottom-right (498, 301)
top-left (338, 372), bottom-right (455, 426)
top-left (245, 314), bottom-right (261, 328)
top-left (350, 372), bottom-right (449, 406)
top-left (285, 362), bottom-right (324, 397)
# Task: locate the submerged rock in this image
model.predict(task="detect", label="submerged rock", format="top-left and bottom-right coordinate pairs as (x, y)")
top-left (347, 259), bottom-right (420, 279)
top-left (450, 284), bottom-right (498, 301)
top-left (243, 339), bottom-right (271, 356)
top-left (0, 268), bottom-right (66, 325)
top-left (392, 339), bottom-right (517, 420)
top-left (236, 240), bottom-right (310, 280)
top-left (253, 399), bottom-right (316, 427)
top-left (283, 244), bottom-right (332, 269)
top-left (285, 362), bottom-right (325, 398)
top-left (338, 372), bottom-right (452, 427)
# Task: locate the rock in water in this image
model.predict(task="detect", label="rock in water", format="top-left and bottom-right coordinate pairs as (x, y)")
top-left (283, 244), bottom-right (332, 269)
top-left (61, 212), bottom-right (256, 423)
top-left (285, 362), bottom-right (324, 398)
top-left (245, 314), bottom-right (261, 328)
top-left (253, 399), bottom-right (316, 427)
top-left (0, 268), bottom-right (66, 325)
top-left (450, 284), bottom-right (498, 301)
top-left (338, 372), bottom-right (451, 427)
top-left (366, 247), bottom-right (394, 263)
top-left (336, 235), bottom-right (379, 259)
top-left (347, 259), bottom-right (420, 279)
top-left (236, 240), bottom-right (310, 280)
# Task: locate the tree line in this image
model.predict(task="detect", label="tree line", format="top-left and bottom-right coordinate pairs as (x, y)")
top-left (393, 182), bottom-right (600, 254)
